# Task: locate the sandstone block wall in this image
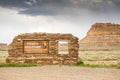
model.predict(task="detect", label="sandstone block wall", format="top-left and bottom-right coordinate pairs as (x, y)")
top-left (6, 33), bottom-right (79, 65)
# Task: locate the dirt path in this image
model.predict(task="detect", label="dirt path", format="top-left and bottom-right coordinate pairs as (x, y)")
top-left (0, 65), bottom-right (120, 80)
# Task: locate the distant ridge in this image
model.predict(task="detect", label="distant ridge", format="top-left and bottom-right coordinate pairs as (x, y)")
top-left (0, 43), bottom-right (7, 50)
top-left (79, 23), bottom-right (120, 47)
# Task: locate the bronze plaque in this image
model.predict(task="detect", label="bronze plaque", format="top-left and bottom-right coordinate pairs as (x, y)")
top-left (23, 40), bottom-right (49, 53)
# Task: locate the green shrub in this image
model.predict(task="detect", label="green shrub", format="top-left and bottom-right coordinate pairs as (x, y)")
top-left (116, 63), bottom-right (120, 69)
top-left (77, 60), bottom-right (85, 66)
top-left (0, 63), bottom-right (37, 67)
top-left (85, 64), bottom-right (116, 68)
top-left (88, 64), bottom-right (107, 68)
top-left (77, 61), bottom-right (118, 69)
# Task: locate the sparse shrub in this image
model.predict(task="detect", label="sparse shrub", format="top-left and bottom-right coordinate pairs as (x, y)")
top-left (77, 60), bottom-right (84, 66)
top-left (116, 63), bottom-right (120, 69)
top-left (77, 60), bottom-right (119, 69)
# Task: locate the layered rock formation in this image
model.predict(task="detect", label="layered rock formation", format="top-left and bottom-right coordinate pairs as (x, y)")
top-left (79, 23), bottom-right (120, 47)
top-left (79, 23), bottom-right (120, 65)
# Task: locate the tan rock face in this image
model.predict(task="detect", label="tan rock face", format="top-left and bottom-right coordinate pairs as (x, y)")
top-left (6, 33), bottom-right (79, 65)
top-left (88, 23), bottom-right (120, 36)
top-left (79, 23), bottom-right (120, 47)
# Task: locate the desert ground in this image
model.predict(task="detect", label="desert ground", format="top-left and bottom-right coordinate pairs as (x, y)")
top-left (0, 50), bottom-right (120, 80)
top-left (0, 65), bottom-right (120, 80)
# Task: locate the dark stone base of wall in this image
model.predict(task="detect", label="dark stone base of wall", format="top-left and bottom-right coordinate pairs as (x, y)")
top-left (6, 57), bottom-right (78, 65)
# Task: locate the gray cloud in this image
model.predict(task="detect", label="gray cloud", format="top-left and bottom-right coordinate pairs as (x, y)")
top-left (0, 0), bottom-right (119, 16)
top-left (0, 0), bottom-right (30, 8)
top-left (0, 0), bottom-right (120, 44)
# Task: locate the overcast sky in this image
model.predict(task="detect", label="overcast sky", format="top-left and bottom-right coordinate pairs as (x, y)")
top-left (0, 0), bottom-right (120, 44)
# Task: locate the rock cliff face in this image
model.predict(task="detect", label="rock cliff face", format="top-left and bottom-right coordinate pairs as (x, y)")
top-left (79, 23), bottom-right (120, 65)
top-left (79, 23), bottom-right (120, 47)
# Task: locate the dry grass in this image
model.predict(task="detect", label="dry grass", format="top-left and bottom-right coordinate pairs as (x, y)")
top-left (79, 48), bottom-right (120, 65)
top-left (79, 50), bottom-right (120, 60)
top-left (0, 51), bottom-right (8, 63)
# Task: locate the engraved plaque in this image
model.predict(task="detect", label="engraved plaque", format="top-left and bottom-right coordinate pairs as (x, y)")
top-left (23, 40), bottom-right (49, 53)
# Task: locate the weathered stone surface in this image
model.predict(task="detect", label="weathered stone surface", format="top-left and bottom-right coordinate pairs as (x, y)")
top-left (6, 33), bottom-right (79, 65)
top-left (79, 23), bottom-right (120, 47)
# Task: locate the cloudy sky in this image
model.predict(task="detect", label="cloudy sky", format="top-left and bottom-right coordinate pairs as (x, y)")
top-left (0, 0), bottom-right (120, 44)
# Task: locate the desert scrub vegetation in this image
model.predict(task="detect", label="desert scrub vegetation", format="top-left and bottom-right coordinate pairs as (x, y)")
top-left (79, 50), bottom-right (120, 61)
top-left (77, 60), bottom-right (84, 66)
top-left (0, 51), bottom-right (8, 63)
top-left (116, 63), bottom-right (120, 69)
top-left (0, 63), bottom-right (37, 67)
top-left (77, 60), bottom-right (120, 69)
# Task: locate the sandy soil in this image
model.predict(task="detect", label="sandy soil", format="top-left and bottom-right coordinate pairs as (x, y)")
top-left (0, 65), bottom-right (120, 80)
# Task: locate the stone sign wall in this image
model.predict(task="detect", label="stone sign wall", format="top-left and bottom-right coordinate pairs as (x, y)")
top-left (6, 33), bottom-right (79, 65)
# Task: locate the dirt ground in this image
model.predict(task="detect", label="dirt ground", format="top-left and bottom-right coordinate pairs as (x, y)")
top-left (0, 65), bottom-right (120, 80)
